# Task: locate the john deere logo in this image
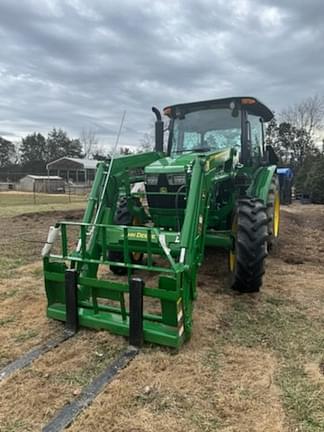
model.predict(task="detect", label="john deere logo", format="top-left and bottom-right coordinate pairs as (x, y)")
top-left (160, 187), bottom-right (168, 193)
top-left (128, 231), bottom-right (156, 241)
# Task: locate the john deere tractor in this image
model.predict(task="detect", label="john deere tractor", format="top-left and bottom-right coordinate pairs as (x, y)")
top-left (43, 96), bottom-right (279, 348)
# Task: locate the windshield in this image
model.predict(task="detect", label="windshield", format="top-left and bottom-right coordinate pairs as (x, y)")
top-left (170, 107), bottom-right (241, 155)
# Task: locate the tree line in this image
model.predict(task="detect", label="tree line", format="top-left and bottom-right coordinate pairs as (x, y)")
top-left (0, 126), bottom-right (141, 166)
top-left (265, 94), bottom-right (324, 203)
top-left (1, 95), bottom-right (323, 202)
top-left (0, 128), bottom-right (84, 179)
top-left (0, 128), bottom-right (135, 181)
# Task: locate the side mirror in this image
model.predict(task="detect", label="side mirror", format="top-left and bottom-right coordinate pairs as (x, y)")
top-left (152, 107), bottom-right (164, 153)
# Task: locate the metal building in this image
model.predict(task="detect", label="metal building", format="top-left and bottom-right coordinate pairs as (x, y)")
top-left (19, 175), bottom-right (65, 193)
top-left (46, 157), bottom-right (99, 184)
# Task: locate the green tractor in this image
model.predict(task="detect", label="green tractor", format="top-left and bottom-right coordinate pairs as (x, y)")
top-left (43, 96), bottom-right (280, 348)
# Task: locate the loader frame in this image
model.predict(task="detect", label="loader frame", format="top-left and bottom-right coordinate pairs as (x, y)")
top-left (44, 152), bottom-right (210, 347)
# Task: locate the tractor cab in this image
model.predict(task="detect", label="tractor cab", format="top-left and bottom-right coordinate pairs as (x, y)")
top-left (145, 97), bottom-right (274, 229)
top-left (163, 96), bottom-right (272, 163)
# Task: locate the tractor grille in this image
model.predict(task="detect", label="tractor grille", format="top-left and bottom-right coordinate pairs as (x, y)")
top-left (146, 174), bottom-right (186, 209)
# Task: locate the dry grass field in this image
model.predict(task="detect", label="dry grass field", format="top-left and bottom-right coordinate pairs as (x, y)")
top-left (0, 191), bottom-right (86, 218)
top-left (0, 193), bottom-right (323, 431)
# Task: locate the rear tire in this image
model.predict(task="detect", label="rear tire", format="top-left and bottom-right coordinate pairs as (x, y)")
top-left (231, 198), bottom-right (268, 293)
top-left (109, 197), bottom-right (143, 275)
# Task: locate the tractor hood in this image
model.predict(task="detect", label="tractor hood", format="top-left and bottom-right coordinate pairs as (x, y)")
top-left (145, 148), bottom-right (232, 174)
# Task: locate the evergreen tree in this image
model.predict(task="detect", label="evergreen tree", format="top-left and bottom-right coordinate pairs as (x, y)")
top-left (304, 155), bottom-right (324, 203)
top-left (265, 119), bottom-right (317, 172)
top-left (20, 133), bottom-right (46, 164)
top-left (46, 128), bottom-right (82, 162)
top-left (294, 154), bottom-right (318, 195)
top-left (0, 137), bottom-right (15, 167)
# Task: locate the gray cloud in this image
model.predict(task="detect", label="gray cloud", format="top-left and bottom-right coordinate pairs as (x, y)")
top-left (0, 0), bottom-right (323, 149)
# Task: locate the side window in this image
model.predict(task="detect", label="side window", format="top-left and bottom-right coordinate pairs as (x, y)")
top-left (249, 115), bottom-right (263, 160)
top-left (171, 122), bottom-right (179, 151)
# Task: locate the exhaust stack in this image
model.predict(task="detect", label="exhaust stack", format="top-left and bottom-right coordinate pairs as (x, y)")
top-left (152, 107), bottom-right (164, 153)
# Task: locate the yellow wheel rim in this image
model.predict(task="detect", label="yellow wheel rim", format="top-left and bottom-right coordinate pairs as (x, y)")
top-left (229, 250), bottom-right (236, 272)
top-left (273, 191), bottom-right (280, 237)
top-left (229, 214), bottom-right (237, 272)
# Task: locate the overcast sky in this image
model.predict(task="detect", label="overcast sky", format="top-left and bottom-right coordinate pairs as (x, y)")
top-left (0, 0), bottom-right (323, 149)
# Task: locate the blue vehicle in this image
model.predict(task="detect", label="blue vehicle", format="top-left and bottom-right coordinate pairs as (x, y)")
top-left (277, 167), bottom-right (293, 204)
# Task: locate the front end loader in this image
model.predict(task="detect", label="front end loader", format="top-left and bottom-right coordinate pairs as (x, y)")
top-left (43, 96), bottom-right (279, 348)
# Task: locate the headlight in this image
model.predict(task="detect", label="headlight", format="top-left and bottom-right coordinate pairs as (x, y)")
top-left (146, 175), bottom-right (159, 186)
top-left (167, 174), bottom-right (186, 186)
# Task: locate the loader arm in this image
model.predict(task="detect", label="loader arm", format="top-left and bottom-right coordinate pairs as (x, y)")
top-left (43, 152), bottom-right (214, 348)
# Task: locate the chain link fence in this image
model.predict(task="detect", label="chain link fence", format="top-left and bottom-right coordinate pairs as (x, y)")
top-left (0, 171), bottom-right (91, 206)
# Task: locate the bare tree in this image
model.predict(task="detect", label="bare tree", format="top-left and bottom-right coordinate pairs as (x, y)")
top-left (119, 146), bottom-right (133, 155)
top-left (80, 128), bottom-right (99, 158)
top-left (92, 146), bottom-right (110, 161)
top-left (13, 141), bottom-right (21, 163)
top-left (139, 132), bottom-right (154, 152)
top-left (138, 121), bottom-right (155, 153)
top-left (280, 94), bottom-right (324, 137)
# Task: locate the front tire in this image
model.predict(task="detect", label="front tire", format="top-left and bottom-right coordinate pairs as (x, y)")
top-left (108, 197), bottom-right (143, 275)
top-left (230, 198), bottom-right (268, 293)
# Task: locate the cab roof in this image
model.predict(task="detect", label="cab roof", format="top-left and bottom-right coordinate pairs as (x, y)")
top-left (163, 96), bottom-right (274, 122)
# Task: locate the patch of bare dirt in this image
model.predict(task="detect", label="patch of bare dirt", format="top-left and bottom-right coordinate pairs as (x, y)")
top-left (265, 203), bottom-right (324, 318)
top-left (276, 203), bottom-right (324, 266)
top-left (11, 209), bottom-right (83, 222)
top-left (0, 209), bottom-right (84, 278)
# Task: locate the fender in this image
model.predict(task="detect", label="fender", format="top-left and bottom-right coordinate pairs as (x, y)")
top-left (248, 165), bottom-right (277, 204)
